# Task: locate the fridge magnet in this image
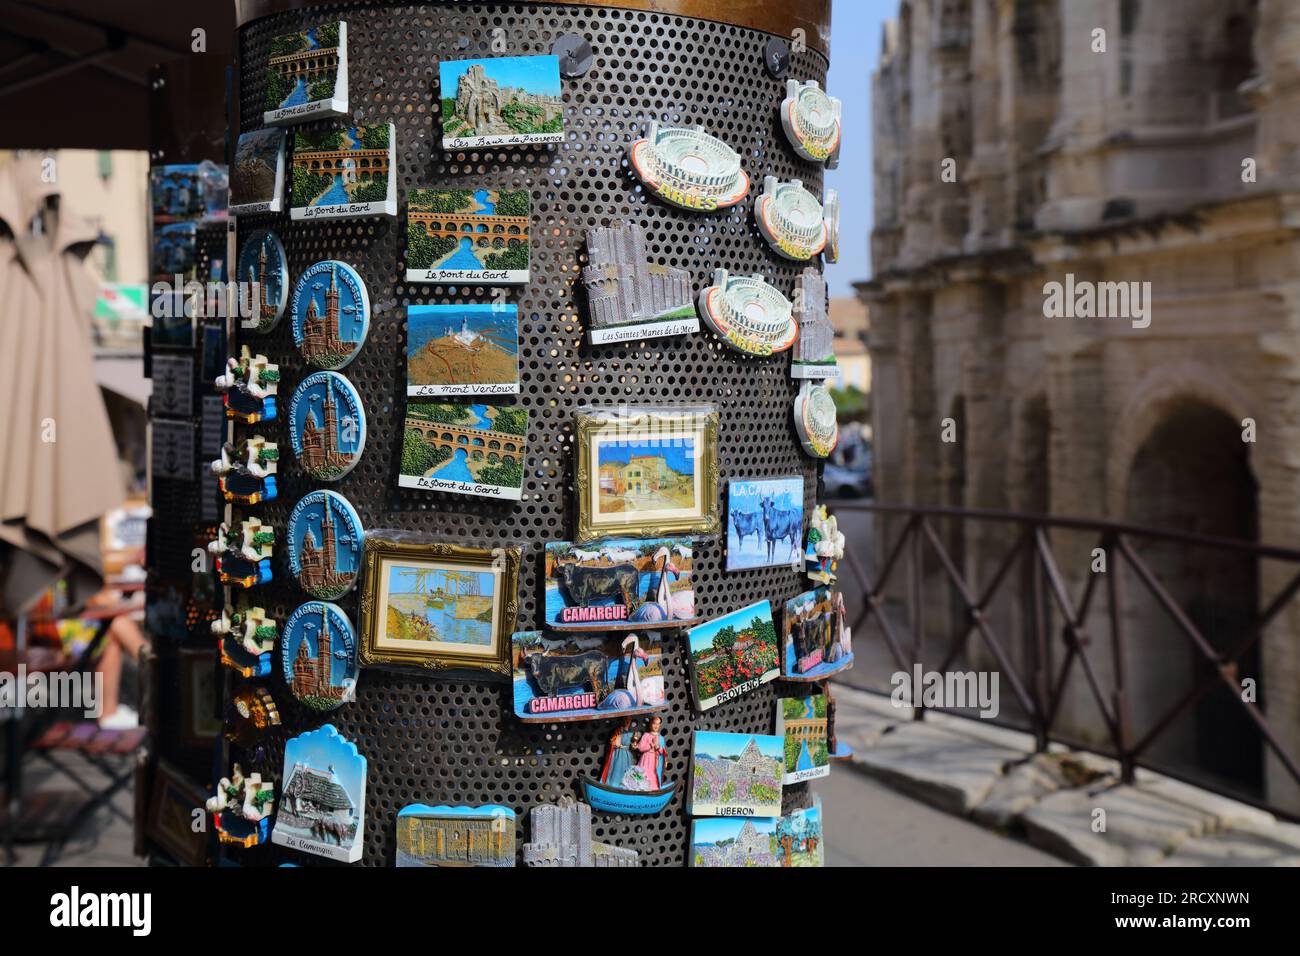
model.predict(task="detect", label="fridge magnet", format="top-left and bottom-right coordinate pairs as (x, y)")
top-left (272, 723), bottom-right (366, 863)
top-left (775, 694), bottom-right (830, 783)
top-left (399, 401), bottom-right (527, 500)
top-left (804, 504), bottom-right (845, 585)
top-left (793, 381), bottom-right (840, 458)
top-left (290, 123), bottom-right (397, 220)
top-left (357, 534), bottom-right (520, 677)
top-left (782, 587), bottom-right (853, 680)
top-left (581, 220), bottom-right (697, 344)
top-left (544, 537), bottom-right (697, 629)
top-left (150, 164), bottom-right (204, 222)
top-left (691, 817), bottom-right (780, 868)
top-left (287, 490), bottom-right (364, 600)
top-left (777, 799), bottom-right (824, 866)
top-left (582, 715), bottom-right (676, 814)
top-left (628, 121), bottom-right (749, 212)
top-left (290, 260), bottom-right (370, 369)
top-left (236, 230), bottom-right (289, 332)
top-left (210, 435), bottom-right (278, 504)
top-left (687, 730), bottom-right (784, 817)
top-left (823, 187), bottom-right (840, 264)
top-left (754, 176), bottom-right (827, 261)
top-left (225, 686), bottom-right (282, 748)
top-left (281, 601), bottom-right (359, 711)
top-left (697, 269), bottom-right (798, 356)
top-left (512, 630), bottom-right (667, 722)
top-left (288, 370), bottom-right (367, 481)
top-left (522, 796), bottom-right (638, 867)
top-left (396, 804), bottom-right (516, 867)
top-left (209, 518), bottom-right (275, 588)
top-left (407, 303), bottom-right (520, 397)
top-left (439, 55), bottom-right (564, 149)
top-left (263, 21), bottom-right (348, 124)
top-left (779, 79), bottom-right (842, 164)
top-left (215, 346), bottom-right (280, 423)
top-left (211, 604), bottom-right (277, 678)
top-left (726, 477), bottom-right (804, 571)
top-left (152, 221), bottom-right (196, 278)
top-left (826, 686), bottom-right (853, 761)
top-left (574, 404), bottom-right (719, 542)
top-left (406, 187), bottom-right (531, 284)
top-left (687, 600), bottom-right (780, 711)
top-left (792, 268), bottom-right (839, 380)
top-left (206, 764), bottom-right (275, 848)
top-left (229, 129), bottom-right (286, 214)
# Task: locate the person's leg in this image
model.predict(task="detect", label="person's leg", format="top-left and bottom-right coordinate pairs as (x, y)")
top-left (96, 638), bottom-right (122, 718)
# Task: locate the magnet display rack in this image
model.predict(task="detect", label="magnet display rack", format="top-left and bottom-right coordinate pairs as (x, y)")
top-left (230, 2), bottom-right (829, 866)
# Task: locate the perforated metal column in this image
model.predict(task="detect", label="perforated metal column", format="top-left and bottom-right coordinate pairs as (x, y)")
top-left (234, 1), bottom-right (828, 866)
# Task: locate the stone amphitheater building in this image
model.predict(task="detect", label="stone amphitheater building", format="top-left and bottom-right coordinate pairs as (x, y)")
top-left (863, 0), bottom-right (1300, 811)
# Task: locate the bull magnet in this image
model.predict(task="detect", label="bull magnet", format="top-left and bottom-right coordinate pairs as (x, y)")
top-left (543, 536), bottom-right (698, 631)
top-left (511, 630), bottom-right (668, 724)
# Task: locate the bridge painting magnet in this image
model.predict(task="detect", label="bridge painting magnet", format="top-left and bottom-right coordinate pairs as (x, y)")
top-left (289, 123), bottom-right (397, 221)
top-left (272, 724), bottom-right (366, 863)
top-left (288, 371), bottom-right (367, 481)
top-left (280, 601), bottom-right (359, 713)
top-left (726, 477), bottom-right (804, 572)
top-left (263, 21), bottom-right (348, 126)
top-left (439, 55), bottom-right (564, 150)
top-left (781, 587), bottom-right (853, 681)
top-left (406, 188), bottom-right (531, 284)
top-left (511, 630), bottom-right (668, 723)
top-left (399, 401), bottom-right (527, 500)
top-left (686, 601), bottom-right (780, 712)
top-left (287, 490), bottom-right (364, 600)
top-left (774, 693), bottom-right (831, 784)
top-left (407, 304), bottom-right (520, 397)
top-left (357, 535), bottom-right (519, 677)
top-left (544, 537), bottom-right (698, 631)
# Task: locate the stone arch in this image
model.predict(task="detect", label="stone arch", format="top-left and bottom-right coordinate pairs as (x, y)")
top-left (1106, 362), bottom-right (1255, 517)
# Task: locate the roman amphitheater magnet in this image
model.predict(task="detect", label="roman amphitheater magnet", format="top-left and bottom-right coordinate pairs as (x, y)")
top-left (287, 490), bottom-right (364, 600)
top-left (628, 122), bottom-right (749, 212)
top-left (288, 370), bottom-right (367, 481)
top-left (793, 381), bottom-right (840, 458)
top-left (779, 79), bottom-right (842, 165)
top-left (291, 260), bottom-right (370, 370)
top-left (236, 230), bottom-right (288, 333)
top-left (697, 269), bottom-right (798, 356)
top-left (280, 602), bottom-right (359, 713)
top-left (754, 176), bottom-right (827, 261)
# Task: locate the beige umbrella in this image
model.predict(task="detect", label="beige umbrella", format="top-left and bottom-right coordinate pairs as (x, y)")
top-left (0, 153), bottom-right (125, 615)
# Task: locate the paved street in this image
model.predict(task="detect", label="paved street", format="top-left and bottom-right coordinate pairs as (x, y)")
top-left (815, 759), bottom-right (1064, 866)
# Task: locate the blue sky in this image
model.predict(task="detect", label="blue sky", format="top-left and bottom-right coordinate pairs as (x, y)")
top-left (440, 56), bottom-right (561, 96)
top-left (687, 600), bottom-right (775, 654)
top-left (824, 0), bottom-right (890, 297)
top-left (597, 437), bottom-right (695, 475)
top-left (693, 815), bottom-right (778, 845)
top-left (693, 730), bottom-right (784, 763)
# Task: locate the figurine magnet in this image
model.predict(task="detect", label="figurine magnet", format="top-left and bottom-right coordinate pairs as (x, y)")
top-left (210, 435), bottom-right (279, 504)
top-left (206, 763), bottom-right (275, 848)
top-left (214, 346), bottom-right (280, 424)
top-left (211, 604), bottom-right (277, 678)
top-left (804, 504), bottom-right (845, 585)
top-left (583, 715), bottom-right (677, 815)
top-left (209, 518), bottom-right (275, 589)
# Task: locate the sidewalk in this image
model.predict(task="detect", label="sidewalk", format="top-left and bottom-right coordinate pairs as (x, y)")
top-left (832, 684), bottom-right (1300, 866)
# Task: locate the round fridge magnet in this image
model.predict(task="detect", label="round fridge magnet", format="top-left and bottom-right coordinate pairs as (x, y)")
top-left (236, 230), bottom-right (289, 333)
top-left (280, 601), bottom-right (358, 712)
top-left (290, 259), bottom-right (370, 370)
top-left (287, 490), bottom-right (364, 600)
top-left (288, 370), bottom-right (367, 481)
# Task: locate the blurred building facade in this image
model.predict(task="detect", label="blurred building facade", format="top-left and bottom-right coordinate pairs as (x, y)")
top-left (864, 0), bottom-right (1300, 810)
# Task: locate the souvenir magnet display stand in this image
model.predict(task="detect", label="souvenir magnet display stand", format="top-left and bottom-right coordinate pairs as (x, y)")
top-left (227, 2), bottom-right (830, 867)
